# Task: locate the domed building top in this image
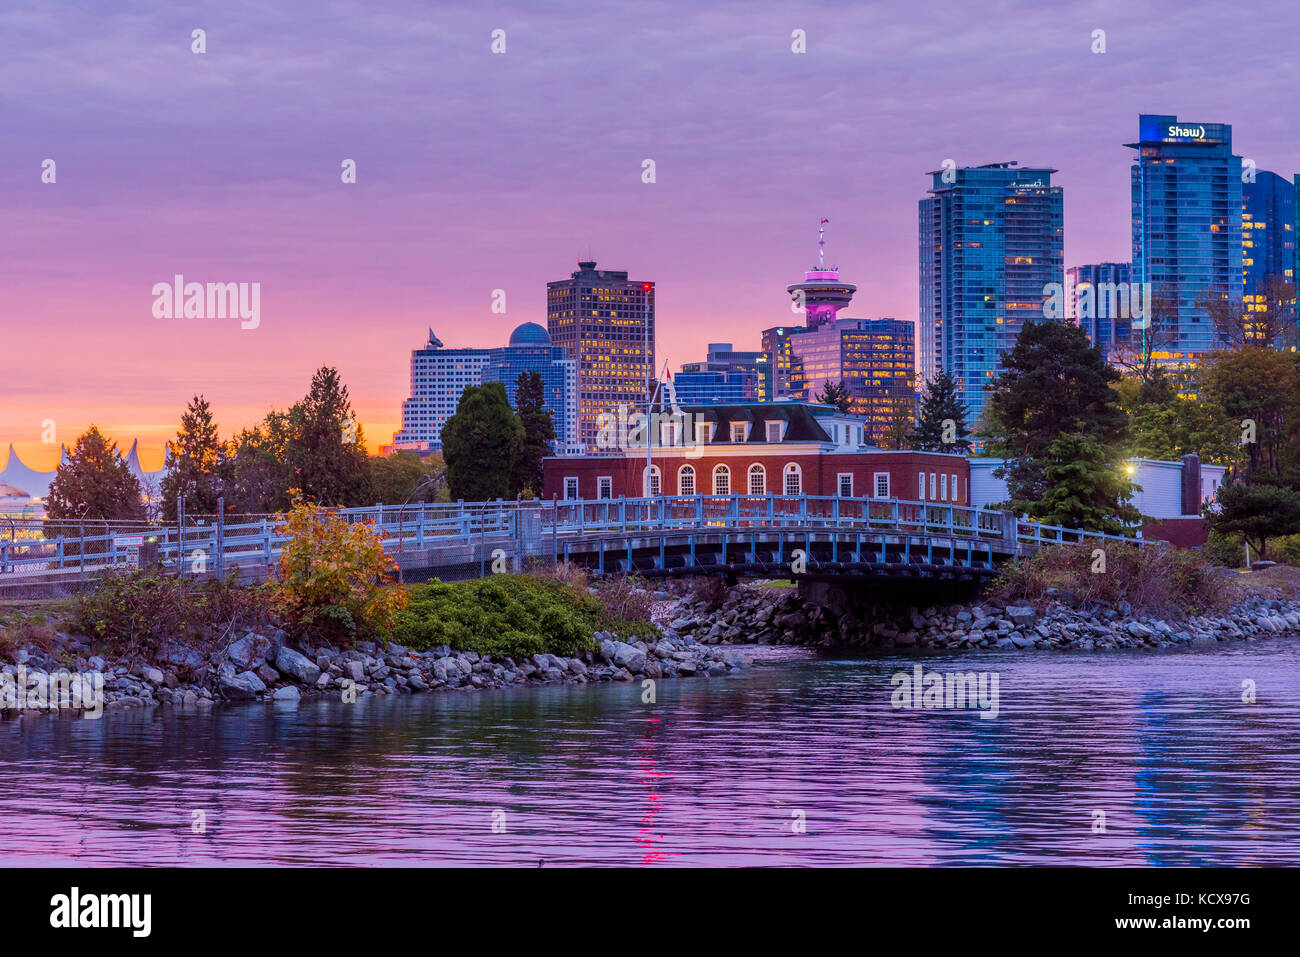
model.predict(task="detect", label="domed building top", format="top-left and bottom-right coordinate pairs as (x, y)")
top-left (508, 322), bottom-right (552, 347)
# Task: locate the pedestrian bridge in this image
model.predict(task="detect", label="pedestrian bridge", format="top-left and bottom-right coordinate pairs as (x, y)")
top-left (0, 494), bottom-right (1146, 593)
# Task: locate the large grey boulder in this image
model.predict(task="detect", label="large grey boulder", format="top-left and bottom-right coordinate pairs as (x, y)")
top-left (227, 633), bottom-right (271, 670)
top-left (158, 643), bottom-right (205, 670)
top-left (1006, 606), bottom-right (1036, 627)
top-left (610, 641), bottom-right (646, 673)
top-left (275, 647), bottom-right (322, 684)
top-left (219, 670), bottom-right (266, 700)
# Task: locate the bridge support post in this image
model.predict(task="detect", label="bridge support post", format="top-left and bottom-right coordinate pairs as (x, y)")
top-left (515, 501), bottom-right (544, 571)
top-left (999, 510), bottom-right (1019, 553)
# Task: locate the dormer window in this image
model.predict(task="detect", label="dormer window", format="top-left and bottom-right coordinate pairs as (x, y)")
top-left (695, 421), bottom-right (712, 445)
top-left (765, 421), bottom-right (783, 443)
top-left (730, 422), bottom-right (747, 443)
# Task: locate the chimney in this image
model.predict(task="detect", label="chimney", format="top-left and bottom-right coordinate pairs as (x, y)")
top-left (1181, 454), bottom-right (1201, 516)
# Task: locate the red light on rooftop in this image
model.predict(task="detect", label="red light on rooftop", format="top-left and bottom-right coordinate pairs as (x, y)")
top-left (642, 283), bottom-right (652, 290)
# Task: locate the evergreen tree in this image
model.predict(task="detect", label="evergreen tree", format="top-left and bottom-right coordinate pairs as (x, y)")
top-left (815, 379), bottom-right (853, 414)
top-left (509, 371), bottom-right (556, 496)
top-left (286, 367), bottom-right (373, 506)
top-left (220, 410), bottom-right (294, 514)
top-left (442, 382), bottom-right (524, 501)
top-left (1021, 433), bottom-right (1142, 536)
top-left (45, 426), bottom-right (144, 521)
top-left (161, 394), bottom-right (223, 520)
top-left (1208, 480), bottom-right (1300, 562)
top-left (913, 371), bottom-right (971, 453)
top-left (985, 320), bottom-right (1128, 507)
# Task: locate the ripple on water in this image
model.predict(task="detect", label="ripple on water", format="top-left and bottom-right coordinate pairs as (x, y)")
top-left (2, 638), bottom-right (1299, 866)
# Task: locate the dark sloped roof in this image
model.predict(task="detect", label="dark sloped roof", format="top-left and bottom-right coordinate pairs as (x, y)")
top-left (682, 403), bottom-right (832, 443)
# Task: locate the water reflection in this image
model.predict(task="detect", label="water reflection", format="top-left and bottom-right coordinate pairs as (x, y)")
top-left (2, 640), bottom-right (1298, 866)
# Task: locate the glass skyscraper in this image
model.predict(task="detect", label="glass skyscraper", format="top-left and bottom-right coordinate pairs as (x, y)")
top-left (918, 162), bottom-right (1064, 422)
top-left (676, 343), bottom-right (765, 405)
top-left (759, 324), bottom-right (811, 400)
top-left (788, 318), bottom-right (916, 444)
top-left (484, 323), bottom-right (581, 454)
top-left (1242, 170), bottom-right (1296, 335)
top-left (392, 323), bottom-right (578, 454)
top-left (546, 260), bottom-right (654, 452)
top-left (1127, 114), bottom-right (1242, 363)
top-left (1067, 262), bottom-right (1132, 357)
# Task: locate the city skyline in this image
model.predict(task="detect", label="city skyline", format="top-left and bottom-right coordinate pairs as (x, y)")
top-left (5, 0), bottom-right (1300, 468)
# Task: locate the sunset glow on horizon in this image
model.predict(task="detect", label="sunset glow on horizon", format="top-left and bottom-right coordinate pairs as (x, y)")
top-left (5, 0), bottom-right (1298, 471)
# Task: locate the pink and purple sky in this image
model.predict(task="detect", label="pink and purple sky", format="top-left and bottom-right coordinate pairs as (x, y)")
top-left (3, 0), bottom-right (1298, 470)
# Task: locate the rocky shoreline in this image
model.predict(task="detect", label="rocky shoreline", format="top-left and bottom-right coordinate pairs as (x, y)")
top-left (1, 618), bottom-right (753, 717)
top-left (9, 578), bottom-right (1300, 718)
top-left (662, 582), bottom-right (1300, 652)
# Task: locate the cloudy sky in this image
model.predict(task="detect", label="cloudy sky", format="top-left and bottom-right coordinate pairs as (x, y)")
top-left (3, 0), bottom-right (1298, 468)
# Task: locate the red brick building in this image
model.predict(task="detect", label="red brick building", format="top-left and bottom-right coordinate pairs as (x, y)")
top-left (542, 402), bottom-right (969, 504)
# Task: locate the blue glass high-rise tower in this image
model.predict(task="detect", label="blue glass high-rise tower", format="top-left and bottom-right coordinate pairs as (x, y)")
top-left (918, 162), bottom-right (1064, 422)
top-left (1127, 114), bottom-right (1242, 363)
top-left (1242, 170), bottom-right (1296, 335)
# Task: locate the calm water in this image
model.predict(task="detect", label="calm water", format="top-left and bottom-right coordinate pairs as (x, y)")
top-left (3, 640), bottom-right (1299, 867)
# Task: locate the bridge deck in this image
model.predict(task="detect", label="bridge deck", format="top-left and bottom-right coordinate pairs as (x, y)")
top-left (0, 494), bottom-right (1146, 592)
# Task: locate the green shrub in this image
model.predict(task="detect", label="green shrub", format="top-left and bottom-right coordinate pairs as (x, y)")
top-left (1204, 530), bottom-right (1246, 569)
top-left (392, 574), bottom-right (653, 658)
top-left (1273, 534), bottom-right (1300, 567)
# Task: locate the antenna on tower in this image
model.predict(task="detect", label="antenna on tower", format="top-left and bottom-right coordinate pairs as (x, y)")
top-left (818, 218), bottom-right (829, 269)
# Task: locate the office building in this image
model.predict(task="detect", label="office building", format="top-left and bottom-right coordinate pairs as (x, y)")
top-left (1067, 262), bottom-right (1132, 356)
top-left (919, 162), bottom-right (1064, 421)
top-left (759, 325), bottom-right (810, 400)
top-left (787, 317), bottom-right (916, 443)
top-left (676, 343), bottom-right (767, 405)
top-left (1242, 170), bottom-right (1296, 338)
top-left (546, 260), bottom-right (655, 452)
top-left (1127, 114), bottom-right (1242, 363)
top-left (391, 324), bottom-right (579, 453)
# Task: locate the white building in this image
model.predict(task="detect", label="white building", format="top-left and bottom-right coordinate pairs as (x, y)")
top-left (391, 325), bottom-right (580, 454)
top-left (968, 455), bottom-right (1225, 521)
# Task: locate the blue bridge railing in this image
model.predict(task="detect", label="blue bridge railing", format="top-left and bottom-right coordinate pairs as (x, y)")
top-left (0, 494), bottom-right (1146, 581)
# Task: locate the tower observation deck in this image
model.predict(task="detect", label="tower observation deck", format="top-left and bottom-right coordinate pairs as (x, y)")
top-left (786, 219), bottom-right (857, 329)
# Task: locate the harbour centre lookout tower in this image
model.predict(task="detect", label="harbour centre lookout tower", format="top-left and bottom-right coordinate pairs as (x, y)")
top-left (786, 219), bottom-right (858, 329)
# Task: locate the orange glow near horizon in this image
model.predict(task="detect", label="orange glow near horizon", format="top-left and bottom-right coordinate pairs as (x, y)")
top-left (4, 420), bottom-right (401, 473)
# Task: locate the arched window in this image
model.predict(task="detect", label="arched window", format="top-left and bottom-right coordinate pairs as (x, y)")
top-left (713, 464), bottom-right (731, 495)
top-left (678, 464), bottom-right (696, 496)
top-left (643, 465), bottom-right (661, 497)
top-left (783, 462), bottom-right (802, 496)
top-left (748, 463), bottom-right (766, 495)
